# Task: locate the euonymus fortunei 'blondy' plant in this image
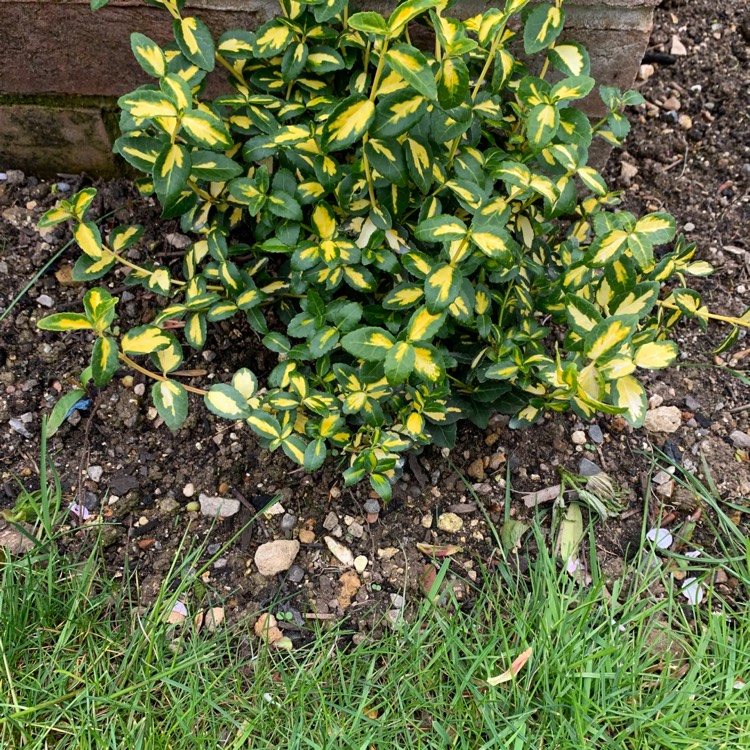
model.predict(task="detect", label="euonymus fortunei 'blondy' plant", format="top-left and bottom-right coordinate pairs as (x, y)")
top-left (38, 0), bottom-right (749, 500)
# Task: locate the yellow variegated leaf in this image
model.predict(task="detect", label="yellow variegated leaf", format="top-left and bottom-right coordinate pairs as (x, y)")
top-left (610, 375), bottom-right (647, 427)
top-left (590, 229), bottom-right (629, 266)
top-left (122, 325), bottom-right (171, 355)
top-left (634, 341), bottom-right (678, 370)
top-left (74, 222), bottom-right (103, 260)
top-left (205, 384), bottom-right (252, 420)
top-left (406, 306), bottom-right (445, 341)
top-left (413, 345), bottom-right (442, 381)
top-left (37, 313), bottom-right (93, 332)
top-left (312, 203), bottom-right (336, 239)
top-left (585, 317), bottom-right (634, 363)
top-left (322, 96), bottom-right (375, 151)
top-left (254, 21), bottom-right (293, 58)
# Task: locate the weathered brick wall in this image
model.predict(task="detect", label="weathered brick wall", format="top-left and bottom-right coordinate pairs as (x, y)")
top-left (0, 0), bottom-right (659, 175)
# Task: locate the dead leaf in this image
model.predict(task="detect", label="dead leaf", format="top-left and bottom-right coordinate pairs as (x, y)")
top-left (416, 542), bottom-right (463, 557)
top-left (523, 484), bottom-right (561, 508)
top-left (487, 647), bottom-right (533, 685)
top-left (419, 563), bottom-right (438, 599)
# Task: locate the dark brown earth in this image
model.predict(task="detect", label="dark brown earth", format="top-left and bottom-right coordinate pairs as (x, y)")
top-left (0, 0), bottom-right (748, 642)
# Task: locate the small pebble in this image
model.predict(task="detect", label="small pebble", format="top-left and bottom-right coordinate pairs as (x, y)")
top-left (571, 430), bottom-right (586, 446)
top-left (683, 222), bottom-right (695, 233)
top-left (437, 512), bottom-right (463, 533)
top-left (138, 516), bottom-right (149, 527)
top-left (323, 511), bottom-right (339, 531)
top-left (207, 543), bottom-right (221, 555)
top-left (280, 513), bottom-right (297, 533)
top-left (348, 522), bottom-right (364, 539)
top-left (133, 383), bottom-right (146, 396)
top-left (287, 565), bottom-right (305, 583)
top-left (354, 555), bottom-right (368, 574)
top-left (579, 458), bottom-right (602, 476)
top-left (324, 536), bottom-right (354, 566)
top-left (363, 500), bottom-right (380, 515)
top-left (213, 558), bottom-right (228, 570)
top-left (298, 529), bottom-right (316, 544)
top-left (185, 501), bottom-right (200, 513)
top-left (87, 465), bottom-right (103, 483)
top-left (588, 424), bottom-right (604, 444)
top-left (729, 431), bottom-right (750, 451)
top-left (182, 483), bottom-right (195, 498)
top-left (36, 294), bottom-right (54, 308)
top-left (199, 494), bottom-right (240, 518)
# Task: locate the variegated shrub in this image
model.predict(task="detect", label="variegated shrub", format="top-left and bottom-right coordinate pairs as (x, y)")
top-left (39, 0), bottom-right (748, 499)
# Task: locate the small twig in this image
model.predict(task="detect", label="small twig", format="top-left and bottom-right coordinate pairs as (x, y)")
top-left (728, 402), bottom-right (750, 414)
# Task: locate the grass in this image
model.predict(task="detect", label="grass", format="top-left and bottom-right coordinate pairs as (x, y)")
top-left (1, 443), bottom-right (749, 748)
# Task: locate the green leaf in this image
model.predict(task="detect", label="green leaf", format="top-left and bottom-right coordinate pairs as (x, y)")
top-left (282, 434), bottom-right (307, 465)
top-left (304, 438), bottom-right (327, 472)
top-left (347, 11), bottom-right (388, 35)
top-left (369, 473), bottom-right (392, 502)
top-left (437, 56), bottom-right (469, 109)
top-left (524, 2), bottom-right (565, 54)
top-left (387, 0), bottom-right (438, 37)
top-left (190, 151), bottom-right (243, 181)
top-left (372, 90), bottom-right (428, 138)
top-left (416, 215), bottom-right (467, 242)
top-left (152, 379), bottom-right (189, 431)
top-left (114, 134), bottom-right (165, 173)
top-left (47, 389), bottom-right (86, 437)
top-left (266, 190), bottom-right (303, 221)
top-left (153, 143), bottom-right (191, 203)
top-left (204, 384), bottom-right (252, 420)
top-left (547, 43), bottom-right (590, 77)
top-left (73, 221), bottom-right (103, 260)
top-left (321, 95), bottom-right (375, 152)
top-left (174, 17), bottom-right (215, 72)
top-left (384, 341), bottom-right (416, 384)
top-left (341, 327), bottom-right (396, 361)
top-left (91, 335), bottom-right (118, 387)
top-left (565, 295), bottom-right (603, 336)
top-left (364, 138), bottom-right (407, 186)
top-left (386, 44), bottom-right (437, 101)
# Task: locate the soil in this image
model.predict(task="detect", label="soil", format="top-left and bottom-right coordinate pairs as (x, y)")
top-left (1, 0), bottom-right (748, 643)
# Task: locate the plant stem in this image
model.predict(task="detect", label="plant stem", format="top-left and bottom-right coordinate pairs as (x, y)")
top-left (658, 301), bottom-right (750, 328)
top-left (369, 39), bottom-right (389, 101)
top-left (118, 352), bottom-right (208, 395)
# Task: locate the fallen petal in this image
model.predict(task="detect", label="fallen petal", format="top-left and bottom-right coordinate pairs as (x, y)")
top-left (566, 557), bottom-right (581, 575)
top-left (68, 502), bottom-right (91, 521)
top-left (681, 577), bottom-right (704, 605)
top-left (166, 600), bottom-right (188, 624)
top-left (487, 647), bottom-right (533, 686)
top-left (684, 549), bottom-right (701, 558)
top-left (646, 527), bottom-right (673, 549)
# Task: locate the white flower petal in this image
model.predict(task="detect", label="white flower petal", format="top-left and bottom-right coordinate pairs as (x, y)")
top-left (646, 527), bottom-right (673, 549)
top-left (681, 577), bottom-right (704, 605)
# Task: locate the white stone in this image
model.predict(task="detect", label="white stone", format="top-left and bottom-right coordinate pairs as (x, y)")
top-left (87, 465), bottom-right (103, 483)
top-left (199, 493), bottom-right (240, 518)
top-left (354, 555), bottom-right (368, 574)
top-left (643, 406), bottom-right (682, 433)
top-left (324, 536), bottom-right (354, 566)
top-left (254, 540), bottom-right (300, 577)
